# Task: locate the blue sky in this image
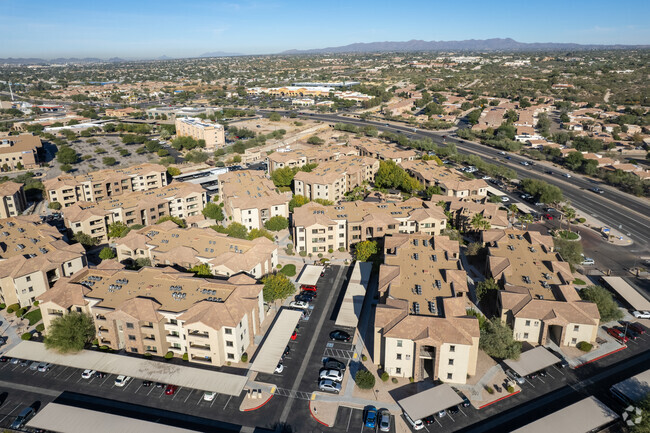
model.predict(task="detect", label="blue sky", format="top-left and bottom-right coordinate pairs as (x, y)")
top-left (3, 0), bottom-right (649, 58)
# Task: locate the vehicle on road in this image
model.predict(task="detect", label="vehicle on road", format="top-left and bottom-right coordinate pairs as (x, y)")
top-left (319, 369), bottom-right (343, 382)
top-left (323, 358), bottom-right (347, 371)
top-left (404, 412), bottom-right (425, 430)
top-left (81, 369), bottom-right (96, 379)
top-left (165, 384), bottom-right (178, 395)
top-left (606, 327), bottom-right (629, 343)
top-left (289, 301), bottom-right (309, 309)
top-left (499, 151), bottom-right (506, 155)
top-left (633, 311), bottom-right (650, 319)
top-left (544, 213), bottom-right (553, 220)
top-left (520, 161), bottom-right (529, 166)
top-left (581, 257), bottom-right (595, 265)
top-left (379, 410), bottom-right (391, 432)
top-left (506, 369), bottom-right (526, 384)
top-left (505, 156), bottom-right (512, 160)
top-left (329, 330), bottom-right (351, 342)
top-left (203, 391), bottom-right (216, 401)
top-left (591, 187), bottom-right (604, 194)
top-left (563, 173), bottom-right (571, 178)
top-left (114, 375), bottom-right (131, 387)
top-left (364, 406), bottom-right (378, 428)
top-left (10, 407), bottom-right (35, 430)
top-left (318, 379), bottom-right (341, 393)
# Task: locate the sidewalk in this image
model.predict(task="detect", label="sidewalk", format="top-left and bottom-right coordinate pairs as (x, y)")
top-left (572, 212), bottom-right (632, 247)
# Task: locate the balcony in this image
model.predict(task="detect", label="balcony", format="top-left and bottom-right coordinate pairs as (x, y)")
top-left (166, 333), bottom-right (181, 341)
top-left (187, 330), bottom-right (209, 340)
top-left (189, 343), bottom-right (211, 351)
top-left (143, 335), bottom-right (156, 342)
top-left (190, 355), bottom-right (213, 364)
top-left (168, 346), bottom-right (183, 354)
top-left (140, 323), bottom-right (154, 330)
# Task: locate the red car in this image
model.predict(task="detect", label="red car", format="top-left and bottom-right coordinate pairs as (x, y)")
top-left (291, 330), bottom-right (297, 341)
top-left (301, 284), bottom-right (317, 292)
top-left (606, 327), bottom-right (629, 343)
top-left (545, 213), bottom-right (553, 220)
top-left (165, 384), bottom-right (178, 395)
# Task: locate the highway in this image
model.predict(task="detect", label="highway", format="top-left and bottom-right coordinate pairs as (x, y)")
top-left (267, 110), bottom-right (650, 251)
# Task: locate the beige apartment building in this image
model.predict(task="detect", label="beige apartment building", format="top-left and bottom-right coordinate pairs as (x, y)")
top-left (482, 229), bottom-right (600, 347)
top-left (0, 134), bottom-right (42, 170)
top-left (218, 171), bottom-right (291, 231)
top-left (0, 215), bottom-right (86, 307)
top-left (293, 156), bottom-right (380, 203)
top-left (432, 196), bottom-right (509, 231)
top-left (115, 220), bottom-right (278, 279)
top-left (62, 182), bottom-right (207, 243)
top-left (44, 163), bottom-right (168, 208)
top-left (353, 139), bottom-right (417, 163)
top-left (175, 117), bottom-right (225, 152)
top-left (400, 160), bottom-right (488, 199)
top-left (266, 145), bottom-right (358, 173)
top-left (0, 182), bottom-right (27, 218)
top-left (38, 263), bottom-right (264, 366)
top-left (374, 233), bottom-right (479, 384)
top-left (291, 198), bottom-right (447, 253)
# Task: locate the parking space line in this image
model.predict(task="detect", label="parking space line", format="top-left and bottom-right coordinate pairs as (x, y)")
top-left (346, 408), bottom-right (352, 431)
top-left (64, 370), bottom-right (77, 381)
top-left (135, 384), bottom-right (143, 393)
top-left (0, 403), bottom-right (21, 424)
top-left (537, 376), bottom-right (545, 384)
top-left (224, 395), bottom-right (232, 409)
top-left (146, 385), bottom-right (156, 396)
top-left (459, 407), bottom-right (467, 417)
top-left (525, 378), bottom-right (535, 388)
top-left (196, 394), bottom-right (203, 405)
top-left (100, 375), bottom-right (112, 386)
top-left (171, 387), bottom-right (182, 400)
top-left (553, 366), bottom-right (565, 375)
top-left (183, 389), bottom-right (194, 403)
top-left (42, 367), bottom-right (56, 377)
top-left (122, 379), bottom-right (134, 391)
top-left (447, 412), bottom-right (455, 422)
top-left (546, 370), bottom-right (555, 379)
top-left (435, 417), bottom-right (442, 427)
top-left (210, 395), bottom-right (217, 408)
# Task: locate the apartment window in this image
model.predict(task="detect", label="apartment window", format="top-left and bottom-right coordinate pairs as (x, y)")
top-left (26, 276), bottom-right (31, 282)
top-left (169, 319), bottom-right (178, 325)
top-left (573, 325), bottom-right (580, 332)
top-left (126, 323), bottom-right (134, 329)
top-left (28, 287), bottom-right (33, 293)
top-left (396, 340), bottom-right (403, 347)
top-left (523, 333), bottom-right (529, 339)
top-left (67, 262), bottom-right (73, 268)
top-left (225, 328), bottom-right (233, 335)
top-left (449, 345), bottom-right (455, 353)
top-left (525, 320), bottom-right (531, 326)
top-left (534, 321), bottom-right (539, 327)
top-left (227, 353), bottom-right (235, 360)
top-left (571, 338), bottom-right (577, 345)
top-left (226, 341), bottom-right (233, 347)
top-left (130, 347), bottom-right (138, 353)
top-left (396, 354), bottom-right (402, 360)
top-left (396, 368), bottom-right (402, 375)
top-left (128, 335), bottom-right (136, 341)
top-left (448, 359), bottom-right (454, 366)
top-left (447, 373), bottom-right (453, 380)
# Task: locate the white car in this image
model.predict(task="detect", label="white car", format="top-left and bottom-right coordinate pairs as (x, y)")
top-left (275, 362), bottom-right (284, 374)
top-left (319, 369), bottom-right (343, 382)
top-left (114, 375), bottom-right (131, 387)
top-left (289, 301), bottom-right (309, 309)
top-left (318, 379), bottom-right (341, 393)
top-left (81, 369), bottom-right (96, 379)
top-left (37, 362), bottom-right (52, 372)
top-left (501, 196), bottom-right (510, 202)
top-left (581, 258), bottom-right (595, 266)
top-left (403, 412), bottom-right (424, 430)
top-left (633, 311), bottom-right (650, 319)
top-left (563, 173), bottom-right (571, 178)
top-left (203, 391), bottom-right (216, 402)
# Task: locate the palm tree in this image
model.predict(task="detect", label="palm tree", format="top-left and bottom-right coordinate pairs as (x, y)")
top-left (518, 213), bottom-right (534, 230)
top-left (471, 213), bottom-right (491, 232)
top-left (508, 204), bottom-right (519, 224)
top-left (563, 207), bottom-right (576, 232)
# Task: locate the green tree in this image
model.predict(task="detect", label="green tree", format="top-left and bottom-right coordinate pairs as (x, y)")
top-left (262, 273), bottom-right (295, 302)
top-left (289, 195), bottom-right (310, 212)
top-left (353, 240), bottom-right (378, 262)
top-left (307, 136), bottom-right (325, 145)
top-left (184, 150), bottom-right (209, 163)
top-left (48, 202), bottom-right (62, 210)
top-left (271, 167), bottom-right (297, 187)
top-left (73, 231), bottom-right (98, 247)
top-left (470, 213), bottom-right (491, 231)
top-left (102, 156), bottom-right (117, 166)
top-left (476, 278), bottom-right (499, 302)
top-left (212, 222), bottom-right (248, 239)
top-left (425, 185), bottom-right (442, 199)
top-left (60, 164), bottom-right (72, 173)
top-left (579, 285), bottom-right (623, 322)
top-left (190, 263), bottom-right (212, 276)
top-left (44, 312), bottom-right (96, 353)
top-left (99, 247), bottom-right (116, 260)
top-left (248, 228), bottom-right (274, 241)
top-left (375, 160), bottom-right (421, 192)
top-left (264, 215), bottom-right (289, 231)
top-left (553, 237), bottom-right (583, 267)
top-left (565, 151), bottom-right (584, 171)
top-left (480, 318), bottom-right (522, 360)
top-left (108, 222), bottom-right (131, 238)
top-left (167, 167), bottom-right (181, 176)
top-left (563, 206), bottom-right (576, 231)
top-left (156, 215), bottom-right (186, 228)
top-left (355, 369), bottom-right (376, 390)
top-left (56, 146), bottom-right (79, 164)
top-left (269, 112), bottom-right (281, 121)
top-left (202, 203), bottom-right (225, 221)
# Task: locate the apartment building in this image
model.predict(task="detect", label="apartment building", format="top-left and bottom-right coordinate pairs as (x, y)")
top-left (400, 160), bottom-right (488, 199)
top-left (353, 139), bottom-right (417, 163)
top-left (0, 134), bottom-right (42, 170)
top-left (482, 229), bottom-right (600, 347)
top-left (0, 182), bottom-right (27, 218)
top-left (44, 163), bottom-right (168, 208)
top-left (291, 198), bottom-right (447, 253)
top-left (175, 117), bottom-right (225, 152)
top-left (374, 233), bottom-right (479, 384)
top-left (432, 196), bottom-right (508, 231)
top-left (38, 263), bottom-right (264, 366)
top-left (293, 156), bottom-right (380, 202)
top-left (62, 182), bottom-right (207, 243)
top-left (115, 220), bottom-right (278, 279)
top-left (218, 171), bottom-right (291, 231)
top-left (266, 145), bottom-right (358, 173)
top-left (0, 215), bottom-right (86, 307)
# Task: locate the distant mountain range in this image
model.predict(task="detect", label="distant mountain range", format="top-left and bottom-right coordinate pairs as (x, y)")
top-left (199, 51), bottom-right (244, 57)
top-left (281, 38), bottom-right (649, 54)
top-left (0, 57), bottom-right (126, 65)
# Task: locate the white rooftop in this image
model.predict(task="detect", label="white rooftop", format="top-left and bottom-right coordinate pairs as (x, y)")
top-left (250, 308), bottom-right (302, 374)
top-left (397, 384), bottom-right (463, 420)
top-left (296, 265), bottom-right (323, 286)
top-left (335, 262), bottom-right (371, 328)
top-left (504, 346), bottom-right (560, 377)
top-left (602, 276), bottom-right (650, 311)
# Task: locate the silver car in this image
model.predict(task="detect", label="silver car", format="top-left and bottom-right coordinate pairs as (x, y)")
top-left (379, 410), bottom-right (391, 432)
top-left (318, 379), bottom-right (341, 394)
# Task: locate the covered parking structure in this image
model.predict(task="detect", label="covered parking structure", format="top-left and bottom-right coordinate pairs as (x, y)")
top-left (503, 346), bottom-right (560, 377)
top-left (295, 264), bottom-right (323, 286)
top-left (601, 276), bottom-right (650, 311)
top-left (397, 384), bottom-right (463, 421)
top-left (250, 308), bottom-right (302, 374)
top-left (511, 396), bottom-right (618, 433)
top-left (6, 341), bottom-right (247, 396)
top-left (335, 262), bottom-right (371, 328)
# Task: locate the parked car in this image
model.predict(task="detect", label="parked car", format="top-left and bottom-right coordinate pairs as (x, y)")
top-left (301, 284), bottom-right (317, 292)
top-left (29, 361), bottom-right (39, 371)
top-left (452, 388), bottom-right (471, 407)
top-left (203, 391), bottom-right (216, 401)
top-left (289, 301), bottom-right (310, 309)
top-left (114, 375), bottom-right (131, 387)
top-left (437, 409), bottom-right (447, 418)
top-left (506, 369), bottom-right (525, 384)
top-left (620, 321), bottom-right (646, 334)
top-left (37, 362), bottom-right (52, 372)
top-left (364, 406), bottom-right (378, 428)
top-left (10, 407), bottom-right (35, 429)
top-left (606, 327), bottom-right (629, 343)
top-left (95, 371), bottom-right (107, 379)
top-left (423, 414), bottom-right (437, 425)
top-left (581, 257), bottom-right (595, 266)
top-left (329, 330), bottom-right (351, 342)
top-left (275, 362), bottom-right (284, 374)
top-left (539, 369), bottom-right (548, 377)
top-left (319, 369), bottom-right (343, 382)
top-left (633, 311), bottom-right (650, 319)
top-left (291, 330), bottom-right (298, 341)
top-left (615, 326), bottom-right (639, 340)
top-left (447, 405), bottom-right (460, 415)
top-left (323, 358), bottom-right (346, 371)
top-left (81, 369), bottom-right (96, 379)
top-left (379, 410), bottom-right (391, 432)
top-left (165, 384), bottom-right (178, 395)
top-left (318, 379), bottom-right (341, 393)
top-left (142, 380), bottom-right (153, 387)
top-left (405, 412), bottom-right (425, 430)
top-left (10, 358), bottom-right (21, 365)
top-left (501, 196), bottom-right (510, 202)
top-left (0, 356), bottom-right (8, 362)
top-left (544, 213), bottom-right (554, 220)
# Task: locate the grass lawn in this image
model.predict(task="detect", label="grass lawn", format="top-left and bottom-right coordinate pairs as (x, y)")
top-left (279, 264), bottom-right (296, 277)
top-left (573, 278), bottom-right (587, 285)
top-left (23, 308), bottom-right (42, 326)
top-left (558, 230), bottom-right (579, 240)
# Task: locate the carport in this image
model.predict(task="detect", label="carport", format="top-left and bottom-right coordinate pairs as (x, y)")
top-left (335, 262), bottom-right (371, 328)
top-left (27, 402), bottom-right (196, 433)
top-left (250, 308), bottom-right (302, 373)
top-left (295, 264), bottom-right (323, 286)
top-left (601, 276), bottom-right (650, 311)
top-left (397, 384), bottom-right (463, 420)
top-left (503, 346), bottom-right (560, 377)
top-left (6, 341), bottom-right (247, 396)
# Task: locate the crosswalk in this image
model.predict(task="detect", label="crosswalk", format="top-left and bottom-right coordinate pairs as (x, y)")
top-left (323, 348), bottom-right (356, 361)
top-left (273, 387), bottom-right (312, 400)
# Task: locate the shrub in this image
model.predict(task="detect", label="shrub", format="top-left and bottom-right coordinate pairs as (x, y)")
top-left (48, 202), bottom-right (62, 210)
top-left (7, 303), bottom-right (19, 313)
top-left (317, 253), bottom-right (323, 258)
top-left (391, 378), bottom-right (398, 384)
top-left (227, 361), bottom-right (231, 366)
top-left (92, 339), bottom-right (99, 345)
top-left (577, 341), bottom-right (593, 352)
top-left (409, 377), bottom-right (414, 383)
top-left (100, 345), bottom-right (108, 350)
top-left (339, 247), bottom-right (345, 252)
top-left (36, 324), bottom-right (45, 333)
top-left (276, 264), bottom-right (282, 269)
top-left (21, 332), bottom-right (32, 341)
top-left (279, 264), bottom-right (297, 277)
top-left (144, 353), bottom-right (153, 359)
top-left (33, 301), bottom-right (39, 307)
top-left (355, 370), bottom-right (376, 389)
top-left (361, 354), bottom-right (367, 361)
top-left (299, 251), bottom-right (307, 257)
top-left (381, 372), bottom-right (389, 382)
top-left (241, 353), bottom-right (249, 363)
top-left (164, 351), bottom-right (174, 360)
top-left (328, 248), bottom-right (334, 254)
top-left (182, 353), bottom-right (189, 361)
top-left (0, 303), bottom-right (5, 310)
top-left (486, 386), bottom-right (494, 394)
top-left (577, 217), bottom-right (586, 223)
top-left (507, 385), bottom-right (515, 393)
top-left (16, 307), bottom-right (27, 317)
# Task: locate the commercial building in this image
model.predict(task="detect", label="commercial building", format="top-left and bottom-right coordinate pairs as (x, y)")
top-left (293, 156), bottom-right (379, 202)
top-left (62, 182), bottom-right (207, 243)
top-left (44, 163), bottom-right (168, 208)
top-left (0, 182), bottom-right (27, 218)
top-left (38, 263), bottom-right (264, 366)
top-left (115, 221), bottom-right (278, 279)
top-left (0, 215), bottom-right (86, 307)
top-left (266, 145), bottom-right (358, 173)
top-left (482, 229), bottom-right (600, 347)
top-left (373, 233), bottom-right (479, 384)
top-left (217, 171), bottom-right (291, 231)
top-left (400, 160), bottom-right (488, 199)
top-left (291, 198), bottom-right (447, 253)
top-left (0, 134), bottom-right (42, 170)
top-left (174, 117), bottom-right (225, 152)
top-left (354, 139), bottom-right (417, 163)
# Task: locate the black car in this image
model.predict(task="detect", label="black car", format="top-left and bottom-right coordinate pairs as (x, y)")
top-left (0, 356), bottom-right (9, 362)
top-left (282, 345), bottom-right (291, 359)
top-left (142, 380), bottom-right (153, 387)
top-left (538, 369), bottom-right (548, 377)
top-left (323, 358), bottom-right (347, 371)
top-left (423, 414), bottom-right (436, 425)
top-left (545, 170), bottom-right (554, 175)
top-left (95, 371), bottom-right (107, 378)
top-left (329, 330), bottom-right (351, 342)
top-left (452, 388), bottom-right (470, 407)
top-left (591, 187), bottom-right (604, 194)
top-left (615, 326), bottom-right (639, 340)
top-left (447, 405), bottom-right (460, 415)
